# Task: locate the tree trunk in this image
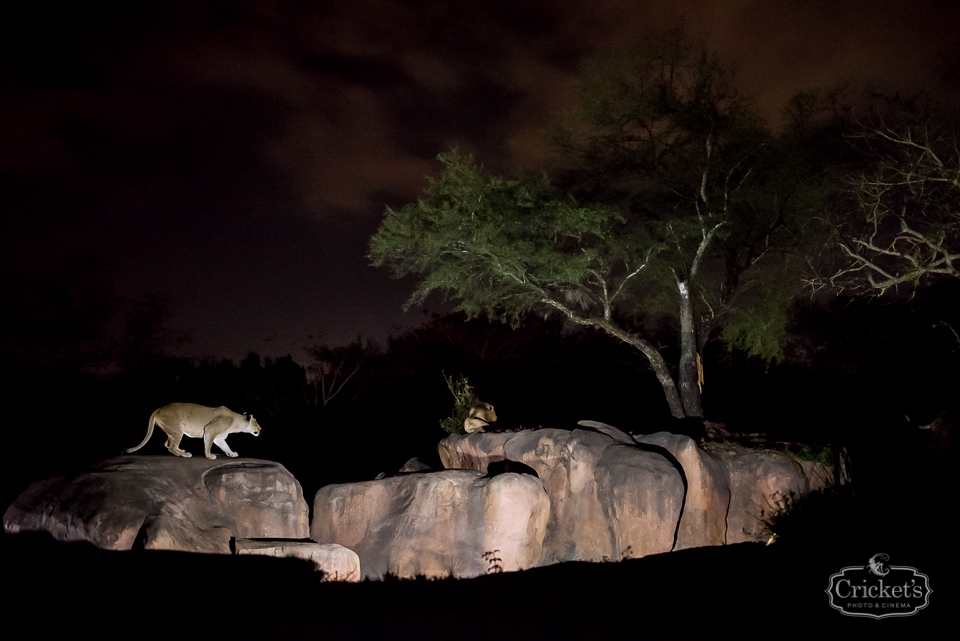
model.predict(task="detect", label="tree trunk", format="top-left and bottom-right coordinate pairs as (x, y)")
top-left (677, 280), bottom-right (703, 417)
top-left (645, 346), bottom-right (687, 419)
top-left (597, 319), bottom-right (687, 418)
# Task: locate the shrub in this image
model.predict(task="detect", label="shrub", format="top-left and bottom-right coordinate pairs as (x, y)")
top-left (440, 373), bottom-right (479, 434)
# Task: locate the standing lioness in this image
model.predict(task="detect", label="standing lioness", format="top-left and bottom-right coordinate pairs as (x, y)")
top-left (125, 403), bottom-right (261, 460)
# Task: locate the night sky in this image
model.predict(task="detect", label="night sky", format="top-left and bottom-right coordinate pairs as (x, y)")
top-left (3, 1), bottom-right (958, 363)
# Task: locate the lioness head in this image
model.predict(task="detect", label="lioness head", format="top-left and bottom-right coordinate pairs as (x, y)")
top-left (471, 402), bottom-right (497, 423)
top-left (244, 413), bottom-right (262, 436)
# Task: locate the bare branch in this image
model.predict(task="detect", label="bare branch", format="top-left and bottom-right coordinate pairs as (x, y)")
top-left (817, 114), bottom-right (960, 295)
top-left (691, 222), bottom-right (724, 280)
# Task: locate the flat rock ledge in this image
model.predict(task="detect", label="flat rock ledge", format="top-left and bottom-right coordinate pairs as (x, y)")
top-left (3, 456), bottom-right (309, 553)
top-left (234, 539), bottom-right (361, 582)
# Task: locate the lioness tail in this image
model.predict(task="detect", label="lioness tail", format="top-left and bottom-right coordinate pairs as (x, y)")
top-left (124, 408), bottom-right (159, 454)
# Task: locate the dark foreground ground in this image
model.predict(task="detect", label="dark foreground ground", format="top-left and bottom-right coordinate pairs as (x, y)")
top-left (2, 489), bottom-right (954, 641)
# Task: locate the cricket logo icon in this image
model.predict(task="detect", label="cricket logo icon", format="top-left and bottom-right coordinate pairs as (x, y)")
top-left (826, 553), bottom-right (932, 619)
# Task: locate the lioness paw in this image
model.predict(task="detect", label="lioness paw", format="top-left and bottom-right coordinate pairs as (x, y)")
top-left (206, 454), bottom-right (217, 460)
top-left (227, 452), bottom-right (239, 457)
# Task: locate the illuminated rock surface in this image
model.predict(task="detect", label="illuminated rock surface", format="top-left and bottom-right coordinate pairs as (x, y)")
top-left (439, 425), bottom-right (838, 561)
top-left (3, 456), bottom-right (309, 553)
top-left (234, 539), bottom-right (360, 581)
top-left (312, 469), bottom-right (549, 580)
top-left (702, 441), bottom-right (836, 544)
top-left (631, 429), bottom-right (730, 549)
top-left (440, 428), bottom-right (685, 564)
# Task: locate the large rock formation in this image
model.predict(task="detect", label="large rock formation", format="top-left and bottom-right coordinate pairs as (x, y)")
top-left (438, 428), bottom-right (686, 565)
top-left (3, 456), bottom-right (309, 553)
top-left (439, 424), bottom-right (838, 560)
top-left (6, 426), bottom-right (840, 583)
top-left (632, 430), bottom-right (730, 549)
top-left (702, 441), bottom-right (836, 544)
top-left (312, 469), bottom-right (549, 580)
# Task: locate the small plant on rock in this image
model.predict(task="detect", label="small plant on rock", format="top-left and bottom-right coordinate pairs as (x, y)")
top-left (777, 441), bottom-right (834, 465)
top-left (440, 373), bottom-right (479, 434)
top-left (482, 549), bottom-right (503, 574)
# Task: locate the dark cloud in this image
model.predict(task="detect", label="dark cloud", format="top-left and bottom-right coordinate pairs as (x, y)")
top-left (2, 0), bottom-right (957, 361)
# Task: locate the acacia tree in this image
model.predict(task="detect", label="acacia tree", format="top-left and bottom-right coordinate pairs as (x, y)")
top-left (548, 30), bottom-right (822, 413)
top-left (370, 150), bottom-right (697, 416)
top-left (819, 106), bottom-right (960, 295)
top-left (370, 31), bottom-right (820, 419)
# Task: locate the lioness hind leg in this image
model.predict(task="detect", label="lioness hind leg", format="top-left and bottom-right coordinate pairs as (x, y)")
top-left (165, 430), bottom-right (192, 458)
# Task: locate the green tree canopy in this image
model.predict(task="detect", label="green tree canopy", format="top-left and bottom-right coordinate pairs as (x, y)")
top-left (551, 28), bottom-right (827, 351)
top-left (369, 149), bottom-right (697, 415)
top-left (371, 29), bottom-right (829, 419)
top-left (549, 29), bottom-right (828, 409)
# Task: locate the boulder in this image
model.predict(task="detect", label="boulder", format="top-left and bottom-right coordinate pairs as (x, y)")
top-left (439, 428), bottom-right (686, 565)
top-left (579, 420), bottom-right (730, 549)
top-left (628, 426), bottom-right (838, 546)
top-left (439, 425), bottom-right (841, 558)
top-left (631, 430), bottom-right (730, 549)
top-left (311, 469), bottom-right (549, 580)
top-left (438, 432), bottom-right (511, 470)
top-left (233, 539), bottom-right (361, 582)
top-left (399, 457), bottom-right (433, 473)
top-left (3, 456), bottom-right (309, 553)
top-left (702, 441), bottom-right (834, 544)
top-left (578, 420), bottom-right (636, 445)
top-left (584, 422), bottom-right (826, 548)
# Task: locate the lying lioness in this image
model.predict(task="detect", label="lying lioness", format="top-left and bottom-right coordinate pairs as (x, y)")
top-left (464, 402), bottom-right (497, 433)
top-left (124, 403), bottom-right (261, 460)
